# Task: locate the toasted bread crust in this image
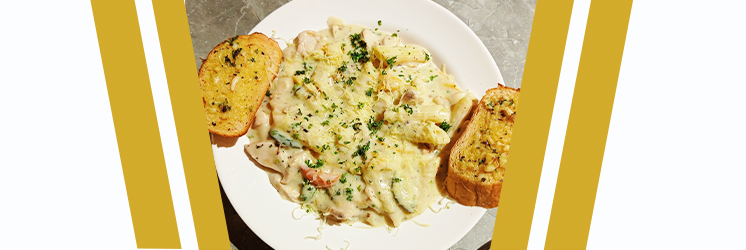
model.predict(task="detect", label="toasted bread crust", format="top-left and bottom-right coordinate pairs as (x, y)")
top-left (446, 85), bottom-right (519, 208)
top-left (199, 33), bottom-right (282, 137)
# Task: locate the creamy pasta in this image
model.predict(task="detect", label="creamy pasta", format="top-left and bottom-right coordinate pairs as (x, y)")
top-left (245, 17), bottom-right (476, 228)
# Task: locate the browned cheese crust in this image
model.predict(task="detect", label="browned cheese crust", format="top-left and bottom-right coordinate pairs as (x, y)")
top-left (446, 85), bottom-right (519, 208)
top-left (198, 33), bottom-right (282, 137)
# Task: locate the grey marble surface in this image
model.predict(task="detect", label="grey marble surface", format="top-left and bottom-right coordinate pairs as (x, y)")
top-left (186, 0), bottom-right (535, 249)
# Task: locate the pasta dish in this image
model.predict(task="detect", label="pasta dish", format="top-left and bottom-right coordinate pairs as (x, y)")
top-left (245, 17), bottom-right (476, 228)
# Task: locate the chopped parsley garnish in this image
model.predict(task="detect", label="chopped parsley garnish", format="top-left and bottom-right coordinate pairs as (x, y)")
top-left (367, 116), bottom-right (383, 134)
top-left (439, 121), bottom-right (452, 132)
top-left (337, 64), bottom-right (347, 73)
top-left (378, 20), bottom-right (382, 26)
top-left (391, 33), bottom-right (398, 37)
top-left (365, 88), bottom-right (374, 97)
top-left (386, 56), bottom-right (397, 69)
top-left (349, 33), bottom-right (364, 47)
top-left (340, 173), bottom-right (348, 184)
top-left (393, 178), bottom-right (402, 182)
top-left (425, 52), bottom-right (430, 61)
top-left (351, 141), bottom-right (371, 160)
top-left (400, 104), bottom-right (413, 115)
top-left (345, 188), bottom-right (354, 201)
top-left (232, 48), bottom-right (242, 61)
top-left (225, 36), bottom-right (238, 45)
top-left (430, 75), bottom-right (438, 81)
top-left (294, 70), bottom-right (305, 76)
top-left (265, 90), bottom-right (271, 97)
top-left (224, 55), bottom-right (236, 67)
top-left (218, 101), bottom-right (231, 112)
top-left (303, 77), bottom-right (311, 84)
top-left (357, 102), bottom-right (365, 109)
top-left (348, 33), bottom-right (370, 63)
top-left (352, 122), bottom-right (363, 132)
top-left (305, 159), bottom-right (324, 169)
top-left (321, 120), bottom-right (330, 126)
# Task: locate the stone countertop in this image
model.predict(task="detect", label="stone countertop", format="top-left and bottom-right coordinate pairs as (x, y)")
top-left (186, 0), bottom-right (535, 249)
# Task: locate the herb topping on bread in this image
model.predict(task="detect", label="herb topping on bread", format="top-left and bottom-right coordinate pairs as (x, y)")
top-left (199, 33), bottom-right (282, 137)
top-left (446, 85), bottom-right (519, 208)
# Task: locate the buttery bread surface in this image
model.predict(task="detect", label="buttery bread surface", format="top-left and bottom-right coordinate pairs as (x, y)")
top-left (446, 85), bottom-right (519, 208)
top-left (199, 33), bottom-right (282, 137)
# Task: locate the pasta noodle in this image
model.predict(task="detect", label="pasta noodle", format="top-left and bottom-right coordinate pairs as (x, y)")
top-left (373, 45), bottom-right (429, 65)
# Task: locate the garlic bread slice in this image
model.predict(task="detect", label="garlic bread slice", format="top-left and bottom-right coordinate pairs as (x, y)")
top-left (199, 33), bottom-right (282, 137)
top-left (446, 85), bottom-right (519, 208)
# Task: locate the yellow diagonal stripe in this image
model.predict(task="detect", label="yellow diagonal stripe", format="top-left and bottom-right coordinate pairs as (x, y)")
top-left (544, 1), bottom-right (633, 249)
top-left (89, 0), bottom-right (181, 248)
top-left (491, 0), bottom-right (575, 249)
top-left (150, 1), bottom-right (230, 249)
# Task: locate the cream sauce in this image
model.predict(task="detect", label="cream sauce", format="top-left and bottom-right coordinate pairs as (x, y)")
top-left (246, 17), bottom-right (476, 228)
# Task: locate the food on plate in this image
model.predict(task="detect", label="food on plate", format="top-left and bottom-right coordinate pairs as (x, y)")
top-left (446, 85), bottom-right (519, 208)
top-left (245, 17), bottom-right (477, 228)
top-left (199, 33), bottom-right (282, 137)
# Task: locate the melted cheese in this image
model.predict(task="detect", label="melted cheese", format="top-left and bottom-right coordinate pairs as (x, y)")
top-left (246, 17), bottom-right (476, 228)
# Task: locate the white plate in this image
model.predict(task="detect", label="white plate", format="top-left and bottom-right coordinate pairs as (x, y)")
top-left (214, 0), bottom-right (502, 249)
